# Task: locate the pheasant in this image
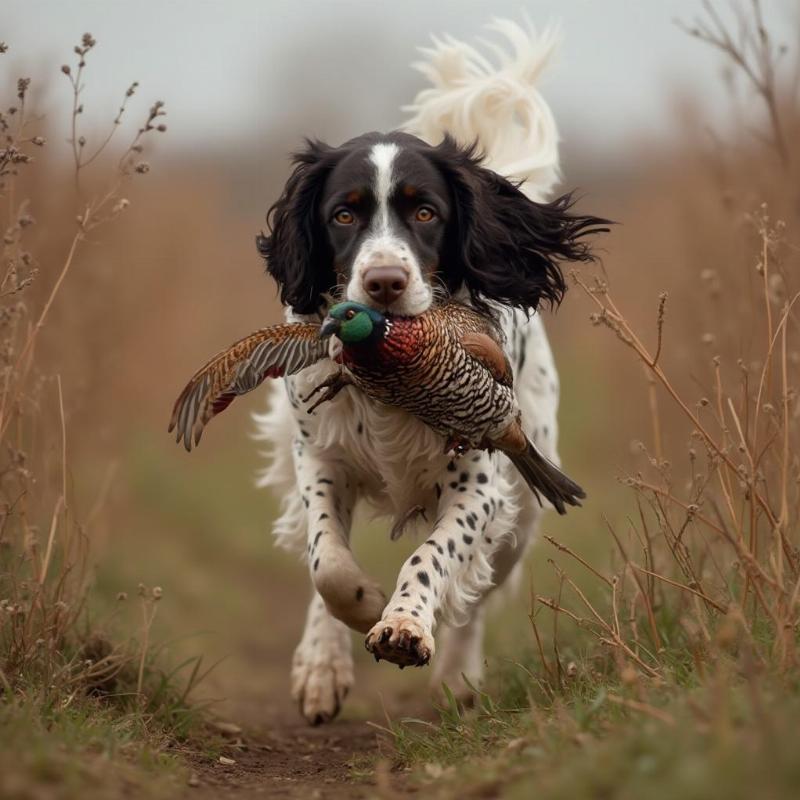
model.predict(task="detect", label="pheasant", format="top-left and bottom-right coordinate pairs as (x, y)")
top-left (313, 301), bottom-right (585, 514)
top-left (170, 301), bottom-right (585, 514)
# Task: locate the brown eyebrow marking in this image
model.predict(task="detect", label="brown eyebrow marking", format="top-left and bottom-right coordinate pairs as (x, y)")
top-left (402, 184), bottom-right (417, 197)
top-left (346, 190), bottom-right (362, 204)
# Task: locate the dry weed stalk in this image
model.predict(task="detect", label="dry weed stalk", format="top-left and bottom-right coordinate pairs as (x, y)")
top-left (540, 205), bottom-right (799, 680)
top-left (534, 1), bottom-right (799, 687)
top-left (0, 34), bottom-right (171, 705)
top-left (676, 0), bottom-right (791, 164)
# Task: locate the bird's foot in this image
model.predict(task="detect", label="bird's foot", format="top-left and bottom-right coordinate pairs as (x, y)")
top-left (365, 613), bottom-right (434, 668)
top-left (443, 434), bottom-right (471, 458)
top-left (303, 370), bottom-right (353, 413)
top-left (389, 505), bottom-right (427, 541)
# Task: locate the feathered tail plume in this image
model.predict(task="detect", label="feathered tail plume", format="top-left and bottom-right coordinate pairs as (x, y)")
top-left (404, 18), bottom-right (561, 201)
top-left (506, 437), bottom-right (586, 515)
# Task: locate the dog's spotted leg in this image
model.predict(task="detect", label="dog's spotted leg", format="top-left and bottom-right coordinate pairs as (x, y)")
top-left (298, 448), bottom-right (386, 634)
top-left (291, 589), bottom-right (354, 725)
top-left (365, 453), bottom-right (503, 667)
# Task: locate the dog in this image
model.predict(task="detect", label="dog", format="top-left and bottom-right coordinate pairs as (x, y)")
top-left (254, 20), bottom-right (605, 724)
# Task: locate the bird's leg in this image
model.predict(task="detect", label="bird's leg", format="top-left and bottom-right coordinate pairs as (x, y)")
top-left (303, 369), bottom-right (353, 414)
top-left (443, 433), bottom-right (472, 458)
top-left (389, 505), bottom-right (427, 542)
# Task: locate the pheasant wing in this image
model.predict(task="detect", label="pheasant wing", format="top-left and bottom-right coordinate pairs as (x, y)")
top-left (460, 332), bottom-right (514, 388)
top-left (169, 323), bottom-right (326, 451)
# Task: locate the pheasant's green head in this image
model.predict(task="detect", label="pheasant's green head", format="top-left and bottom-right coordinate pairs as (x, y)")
top-left (320, 302), bottom-right (386, 345)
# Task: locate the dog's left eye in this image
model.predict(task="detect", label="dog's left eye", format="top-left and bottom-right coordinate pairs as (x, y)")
top-left (415, 206), bottom-right (436, 223)
top-left (333, 208), bottom-right (355, 225)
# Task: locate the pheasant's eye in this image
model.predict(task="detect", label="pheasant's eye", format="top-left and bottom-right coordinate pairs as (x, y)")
top-left (415, 206), bottom-right (436, 223)
top-left (345, 309), bottom-right (357, 320)
top-left (333, 208), bottom-right (355, 225)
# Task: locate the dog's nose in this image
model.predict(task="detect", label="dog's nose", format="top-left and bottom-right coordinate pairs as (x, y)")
top-left (362, 266), bottom-right (408, 306)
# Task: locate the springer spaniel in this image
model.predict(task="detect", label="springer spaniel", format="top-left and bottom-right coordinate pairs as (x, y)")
top-left (255, 21), bottom-right (605, 724)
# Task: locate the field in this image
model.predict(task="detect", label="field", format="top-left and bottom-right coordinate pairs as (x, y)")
top-left (2, 5), bottom-right (799, 799)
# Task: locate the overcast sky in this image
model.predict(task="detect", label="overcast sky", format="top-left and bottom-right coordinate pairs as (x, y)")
top-left (4, 1), bottom-right (796, 161)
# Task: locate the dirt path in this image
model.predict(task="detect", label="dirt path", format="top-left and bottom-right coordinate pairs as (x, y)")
top-left (186, 715), bottom-right (406, 799)
top-left (182, 668), bottom-right (424, 799)
top-left (163, 543), bottom-right (429, 799)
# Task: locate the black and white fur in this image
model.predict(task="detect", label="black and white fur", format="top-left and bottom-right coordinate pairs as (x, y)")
top-left (254, 20), bottom-right (603, 723)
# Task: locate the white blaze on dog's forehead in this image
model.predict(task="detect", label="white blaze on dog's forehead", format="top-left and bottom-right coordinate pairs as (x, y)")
top-left (369, 142), bottom-right (400, 232)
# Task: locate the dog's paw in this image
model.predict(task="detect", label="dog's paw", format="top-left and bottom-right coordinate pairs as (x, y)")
top-left (364, 613), bottom-right (434, 668)
top-left (291, 642), bottom-right (353, 726)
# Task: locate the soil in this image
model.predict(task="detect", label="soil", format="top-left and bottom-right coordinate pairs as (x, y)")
top-left (170, 561), bottom-right (433, 799)
top-left (185, 714), bottom-right (413, 799)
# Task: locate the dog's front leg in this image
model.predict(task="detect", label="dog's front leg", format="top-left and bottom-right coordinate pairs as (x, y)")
top-left (297, 446), bottom-right (386, 633)
top-left (364, 454), bottom-right (501, 667)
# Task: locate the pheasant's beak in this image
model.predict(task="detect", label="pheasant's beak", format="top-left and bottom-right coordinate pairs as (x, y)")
top-left (319, 316), bottom-right (341, 339)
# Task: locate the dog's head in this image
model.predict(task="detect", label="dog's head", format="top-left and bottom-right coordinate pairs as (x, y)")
top-left (257, 131), bottom-right (606, 317)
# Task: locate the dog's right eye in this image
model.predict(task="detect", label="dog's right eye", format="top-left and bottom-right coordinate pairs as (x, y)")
top-left (333, 209), bottom-right (355, 225)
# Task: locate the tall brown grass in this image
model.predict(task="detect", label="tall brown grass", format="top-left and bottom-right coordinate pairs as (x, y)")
top-left (0, 32), bottom-right (204, 729)
top-left (532, 0), bottom-right (799, 696)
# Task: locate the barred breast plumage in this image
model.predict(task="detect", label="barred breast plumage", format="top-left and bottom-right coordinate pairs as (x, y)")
top-left (343, 307), bottom-right (514, 448)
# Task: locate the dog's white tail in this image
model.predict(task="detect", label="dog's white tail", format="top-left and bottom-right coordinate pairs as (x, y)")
top-left (404, 18), bottom-right (560, 202)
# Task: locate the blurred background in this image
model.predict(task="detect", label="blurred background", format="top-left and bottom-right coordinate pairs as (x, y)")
top-left (3, 0), bottom-right (798, 728)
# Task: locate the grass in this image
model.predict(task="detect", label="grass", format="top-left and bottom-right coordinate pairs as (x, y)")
top-left (1, 33), bottom-right (214, 798)
top-left (0, 696), bottom-right (186, 800)
top-left (389, 653), bottom-right (800, 800)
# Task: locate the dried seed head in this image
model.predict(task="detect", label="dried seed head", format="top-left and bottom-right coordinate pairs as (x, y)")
top-left (137, 582), bottom-right (147, 597)
top-left (566, 661), bottom-right (578, 679)
top-left (116, 592), bottom-right (128, 602)
top-left (134, 162), bottom-right (150, 174)
top-left (31, 136), bottom-right (45, 146)
top-left (152, 586), bottom-right (163, 601)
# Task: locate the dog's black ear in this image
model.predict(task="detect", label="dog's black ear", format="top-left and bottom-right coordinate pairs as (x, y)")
top-left (256, 140), bottom-right (339, 315)
top-left (432, 136), bottom-right (609, 315)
